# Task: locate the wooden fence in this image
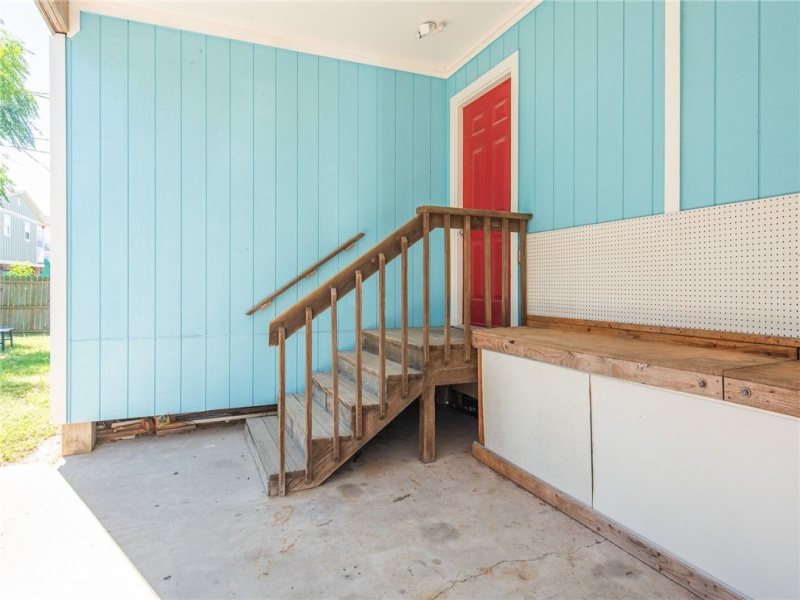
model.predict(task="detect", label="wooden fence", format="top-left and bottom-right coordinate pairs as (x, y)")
top-left (0, 276), bottom-right (50, 333)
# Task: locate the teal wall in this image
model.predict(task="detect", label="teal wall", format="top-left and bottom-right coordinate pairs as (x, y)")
top-left (681, 0), bottom-right (800, 209)
top-left (66, 13), bottom-right (446, 422)
top-left (447, 0), bottom-right (666, 232)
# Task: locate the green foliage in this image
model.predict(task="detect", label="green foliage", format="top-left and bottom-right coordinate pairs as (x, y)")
top-left (6, 261), bottom-right (35, 277)
top-left (0, 22), bottom-right (39, 204)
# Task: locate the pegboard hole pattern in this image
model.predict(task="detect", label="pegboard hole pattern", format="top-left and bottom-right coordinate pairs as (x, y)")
top-left (527, 194), bottom-right (799, 337)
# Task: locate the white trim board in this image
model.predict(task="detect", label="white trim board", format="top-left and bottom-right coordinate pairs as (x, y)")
top-left (664, 0), bottom-right (681, 213)
top-left (49, 34), bottom-right (68, 425)
top-left (449, 53), bottom-right (520, 328)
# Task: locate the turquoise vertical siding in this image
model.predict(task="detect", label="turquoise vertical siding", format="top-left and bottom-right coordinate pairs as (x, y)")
top-left (447, 0), bottom-right (666, 232)
top-left (682, 0), bottom-right (800, 209)
top-left (66, 13), bottom-right (447, 422)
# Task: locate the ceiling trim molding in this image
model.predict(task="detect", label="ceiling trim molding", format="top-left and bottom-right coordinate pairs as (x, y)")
top-left (443, 1), bottom-right (541, 77)
top-left (69, 1), bottom-right (454, 78)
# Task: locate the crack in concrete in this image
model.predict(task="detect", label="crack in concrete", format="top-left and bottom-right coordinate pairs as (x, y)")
top-left (430, 539), bottom-right (605, 600)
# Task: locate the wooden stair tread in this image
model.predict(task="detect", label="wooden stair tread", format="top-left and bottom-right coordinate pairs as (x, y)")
top-left (313, 371), bottom-right (380, 407)
top-left (246, 415), bottom-right (305, 475)
top-left (339, 350), bottom-right (423, 379)
top-left (364, 327), bottom-right (465, 347)
top-left (285, 393), bottom-right (345, 441)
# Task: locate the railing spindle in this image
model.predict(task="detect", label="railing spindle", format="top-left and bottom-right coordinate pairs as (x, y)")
top-left (305, 307), bottom-right (313, 482)
top-left (483, 217), bottom-right (492, 329)
top-left (278, 327), bottom-right (287, 496)
top-left (519, 224), bottom-right (527, 322)
top-left (400, 236), bottom-right (409, 397)
top-left (355, 270), bottom-right (363, 439)
top-left (501, 218), bottom-right (509, 327)
top-left (330, 288), bottom-right (339, 461)
top-left (422, 211), bottom-right (430, 366)
top-left (378, 253), bottom-right (387, 419)
top-left (443, 214), bottom-right (451, 366)
top-left (463, 218), bottom-right (471, 363)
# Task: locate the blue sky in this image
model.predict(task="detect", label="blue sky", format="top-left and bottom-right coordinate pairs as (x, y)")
top-left (1, 1), bottom-right (50, 215)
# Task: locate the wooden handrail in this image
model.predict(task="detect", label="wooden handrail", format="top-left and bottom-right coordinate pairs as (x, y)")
top-left (246, 232), bottom-right (364, 315)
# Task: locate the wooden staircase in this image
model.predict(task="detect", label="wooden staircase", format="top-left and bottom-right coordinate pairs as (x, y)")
top-left (247, 328), bottom-right (472, 496)
top-left (245, 206), bottom-right (532, 497)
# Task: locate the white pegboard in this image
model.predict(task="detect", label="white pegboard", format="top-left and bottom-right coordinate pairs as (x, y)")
top-left (527, 194), bottom-right (799, 337)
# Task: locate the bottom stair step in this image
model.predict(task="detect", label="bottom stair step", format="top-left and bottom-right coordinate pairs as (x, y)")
top-left (245, 415), bottom-right (305, 489)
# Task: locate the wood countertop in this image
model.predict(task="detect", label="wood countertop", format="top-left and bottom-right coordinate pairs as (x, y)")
top-left (472, 327), bottom-right (798, 411)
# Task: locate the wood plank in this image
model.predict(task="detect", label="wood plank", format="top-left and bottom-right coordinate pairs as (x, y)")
top-left (278, 327), bottom-right (286, 496)
top-left (722, 360), bottom-right (800, 390)
top-left (61, 422), bottom-right (95, 456)
top-left (355, 270), bottom-right (363, 439)
top-left (401, 236), bottom-right (409, 397)
top-left (418, 205), bottom-right (533, 223)
top-left (33, 0), bottom-right (68, 34)
top-left (423, 211), bottom-right (430, 365)
top-left (330, 287), bottom-right (340, 461)
top-left (472, 327), bottom-right (789, 399)
top-left (723, 377), bottom-right (799, 418)
top-left (484, 217), bottom-right (492, 329)
top-left (305, 307), bottom-right (313, 481)
top-left (444, 214), bottom-right (451, 366)
top-left (378, 254), bottom-right (387, 419)
top-left (419, 384), bottom-right (435, 464)
top-left (463, 216), bottom-right (472, 363)
top-left (526, 315), bottom-right (800, 352)
top-left (472, 443), bottom-right (740, 600)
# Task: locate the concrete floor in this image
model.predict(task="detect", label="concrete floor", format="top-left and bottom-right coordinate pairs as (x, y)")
top-left (55, 403), bottom-right (695, 599)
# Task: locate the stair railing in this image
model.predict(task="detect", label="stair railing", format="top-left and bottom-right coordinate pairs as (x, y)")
top-left (268, 205), bottom-right (532, 495)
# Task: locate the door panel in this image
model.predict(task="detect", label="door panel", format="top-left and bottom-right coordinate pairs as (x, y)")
top-left (463, 78), bottom-right (511, 327)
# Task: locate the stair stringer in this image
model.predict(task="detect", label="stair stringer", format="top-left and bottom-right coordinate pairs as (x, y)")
top-left (268, 377), bottom-right (425, 496)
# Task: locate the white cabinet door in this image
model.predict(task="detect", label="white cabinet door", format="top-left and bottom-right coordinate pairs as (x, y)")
top-left (482, 350), bottom-right (592, 505)
top-left (591, 375), bottom-right (800, 600)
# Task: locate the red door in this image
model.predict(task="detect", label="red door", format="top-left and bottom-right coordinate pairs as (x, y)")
top-left (463, 78), bottom-right (511, 327)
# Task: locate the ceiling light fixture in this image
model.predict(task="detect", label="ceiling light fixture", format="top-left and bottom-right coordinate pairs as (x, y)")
top-left (417, 21), bottom-right (445, 39)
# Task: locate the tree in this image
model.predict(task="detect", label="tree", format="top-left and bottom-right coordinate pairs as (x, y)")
top-left (0, 22), bottom-right (39, 204)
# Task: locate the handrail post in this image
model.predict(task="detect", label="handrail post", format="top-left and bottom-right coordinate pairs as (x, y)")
top-left (330, 288), bottom-right (339, 461)
top-left (278, 327), bottom-right (287, 496)
top-left (400, 236), bottom-right (409, 397)
top-left (378, 254), bottom-right (387, 419)
top-left (355, 270), bottom-right (363, 439)
top-left (304, 308), bottom-right (313, 482)
top-left (443, 214), bottom-right (451, 366)
top-left (501, 218), bottom-right (509, 327)
top-left (483, 217), bottom-right (492, 329)
top-left (463, 218), bottom-right (471, 363)
top-left (519, 223), bottom-right (527, 322)
top-left (422, 211), bottom-right (430, 366)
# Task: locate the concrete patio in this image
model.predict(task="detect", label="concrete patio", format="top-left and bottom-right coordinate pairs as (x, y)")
top-left (17, 404), bottom-right (694, 599)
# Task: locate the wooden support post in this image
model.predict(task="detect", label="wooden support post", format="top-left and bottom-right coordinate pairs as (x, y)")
top-left (305, 308), bottom-right (313, 482)
top-left (519, 224), bottom-right (527, 320)
top-left (463, 217), bottom-right (472, 363)
top-left (330, 288), bottom-right (340, 461)
top-left (378, 254), bottom-right (387, 419)
top-left (422, 211), bottom-right (430, 366)
top-left (400, 237), bottom-right (409, 397)
top-left (484, 217), bottom-right (492, 329)
top-left (61, 422), bottom-right (96, 456)
top-left (355, 270), bottom-right (363, 439)
top-left (278, 327), bottom-right (287, 496)
top-left (443, 214), bottom-right (451, 366)
top-left (501, 218), bottom-right (509, 327)
top-left (419, 384), bottom-right (436, 464)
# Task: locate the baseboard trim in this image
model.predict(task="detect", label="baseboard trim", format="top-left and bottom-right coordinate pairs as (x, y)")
top-left (471, 442), bottom-right (742, 600)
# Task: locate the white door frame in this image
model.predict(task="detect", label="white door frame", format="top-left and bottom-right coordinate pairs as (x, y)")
top-left (449, 52), bottom-right (520, 327)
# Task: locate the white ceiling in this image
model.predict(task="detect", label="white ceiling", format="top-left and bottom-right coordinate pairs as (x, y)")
top-left (69, 1), bottom-right (537, 77)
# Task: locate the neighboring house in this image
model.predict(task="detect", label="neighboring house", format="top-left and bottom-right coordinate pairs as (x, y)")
top-left (1, 190), bottom-right (49, 274)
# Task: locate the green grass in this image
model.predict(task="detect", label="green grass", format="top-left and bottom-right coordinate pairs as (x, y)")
top-left (0, 335), bottom-right (55, 464)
